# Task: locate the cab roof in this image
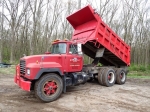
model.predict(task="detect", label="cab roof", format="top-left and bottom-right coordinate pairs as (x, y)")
top-left (52, 39), bottom-right (76, 44)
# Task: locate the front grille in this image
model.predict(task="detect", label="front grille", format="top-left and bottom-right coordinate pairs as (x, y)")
top-left (20, 60), bottom-right (26, 75)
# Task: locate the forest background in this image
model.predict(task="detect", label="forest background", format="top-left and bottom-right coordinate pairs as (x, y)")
top-left (0, 0), bottom-right (150, 69)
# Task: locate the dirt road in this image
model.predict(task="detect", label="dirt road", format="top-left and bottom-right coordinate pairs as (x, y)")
top-left (0, 74), bottom-right (150, 112)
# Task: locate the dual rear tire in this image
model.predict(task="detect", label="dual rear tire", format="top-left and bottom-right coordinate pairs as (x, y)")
top-left (116, 68), bottom-right (126, 84)
top-left (98, 68), bottom-right (126, 87)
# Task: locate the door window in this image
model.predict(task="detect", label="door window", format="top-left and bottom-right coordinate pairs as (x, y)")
top-left (69, 44), bottom-right (77, 54)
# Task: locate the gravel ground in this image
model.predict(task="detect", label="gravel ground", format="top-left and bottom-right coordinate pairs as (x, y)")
top-left (0, 74), bottom-right (150, 112)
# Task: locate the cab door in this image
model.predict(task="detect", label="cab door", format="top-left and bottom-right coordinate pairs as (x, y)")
top-left (67, 44), bottom-right (83, 72)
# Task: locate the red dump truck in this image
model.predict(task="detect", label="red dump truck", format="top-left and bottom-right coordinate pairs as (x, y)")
top-left (14, 5), bottom-right (130, 102)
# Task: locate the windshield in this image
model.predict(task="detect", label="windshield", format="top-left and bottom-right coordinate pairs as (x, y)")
top-left (51, 43), bottom-right (66, 54)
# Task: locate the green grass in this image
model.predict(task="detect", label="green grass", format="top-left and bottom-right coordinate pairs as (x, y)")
top-left (128, 64), bottom-right (150, 79)
top-left (129, 64), bottom-right (146, 72)
top-left (128, 71), bottom-right (150, 79)
top-left (128, 75), bottom-right (150, 79)
top-left (0, 65), bottom-right (15, 75)
top-left (0, 64), bottom-right (150, 79)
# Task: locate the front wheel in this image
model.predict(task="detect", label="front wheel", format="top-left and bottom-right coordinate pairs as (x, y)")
top-left (35, 73), bottom-right (63, 102)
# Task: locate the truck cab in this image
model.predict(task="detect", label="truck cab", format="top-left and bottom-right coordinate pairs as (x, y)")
top-left (50, 40), bottom-right (83, 72)
top-left (14, 40), bottom-right (88, 102)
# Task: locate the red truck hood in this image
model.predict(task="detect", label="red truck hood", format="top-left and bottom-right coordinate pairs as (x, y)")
top-left (21, 54), bottom-right (61, 60)
top-left (19, 54), bottom-right (63, 80)
top-left (20, 54), bottom-right (63, 68)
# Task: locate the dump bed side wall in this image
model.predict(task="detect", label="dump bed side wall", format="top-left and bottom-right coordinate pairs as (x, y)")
top-left (67, 5), bottom-right (130, 66)
top-left (95, 20), bottom-right (130, 66)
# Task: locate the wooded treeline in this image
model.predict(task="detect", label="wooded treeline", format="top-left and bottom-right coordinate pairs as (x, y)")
top-left (0, 0), bottom-right (150, 65)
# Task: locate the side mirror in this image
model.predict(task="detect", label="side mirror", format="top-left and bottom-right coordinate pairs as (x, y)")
top-left (45, 52), bottom-right (50, 54)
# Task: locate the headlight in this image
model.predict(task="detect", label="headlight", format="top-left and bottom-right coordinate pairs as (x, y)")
top-left (27, 68), bottom-right (30, 75)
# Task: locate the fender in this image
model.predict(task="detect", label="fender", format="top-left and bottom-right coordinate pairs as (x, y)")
top-left (34, 68), bottom-right (63, 79)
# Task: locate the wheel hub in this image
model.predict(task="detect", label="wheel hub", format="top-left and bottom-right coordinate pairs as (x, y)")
top-left (107, 72), bottom-right (115, 83)
top-left (43, 81), bottom-right (57, 96)
top-left (120, 74), bottom-right (123, 79)
top-left (49, 87), bottom-right (53, 90)
top-left (120, 72), bottom-right (126, 82)
top-left (108, 75), bottom-right (111, 80)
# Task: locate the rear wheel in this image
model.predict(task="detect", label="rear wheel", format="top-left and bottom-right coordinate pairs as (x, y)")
top-left (35, 73), bottom-right (63, 102)
top-left (102, 68), bottom-right (116, 87)
top-left (116, 68), bottom-right (126, 84)
top-left (98, 68), bottom-right (106, 85)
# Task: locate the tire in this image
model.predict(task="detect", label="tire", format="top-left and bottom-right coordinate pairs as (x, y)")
top-left (102, 68), bottom-right (116, 87)
top-left (35, 73), bottom-right (63, 102)
top-left (116, 68), bottom-right (127, 85)
top-left (98, 68), bottom-right (106, 85)
top-left (113, 68), bottom-right (118, 73)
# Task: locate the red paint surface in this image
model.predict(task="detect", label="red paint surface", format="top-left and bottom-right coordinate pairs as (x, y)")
top-left (44, 81), bottom-right (57, 95)
top-left (14, 65), bottom-right (31, 91)
top-left (67, 5), bottom-right (130, 66)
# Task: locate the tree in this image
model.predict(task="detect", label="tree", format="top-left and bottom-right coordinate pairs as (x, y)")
top-left (0, 0), bottom-right (4, 62)
top-left (2, 0), bottom-right (29, 63)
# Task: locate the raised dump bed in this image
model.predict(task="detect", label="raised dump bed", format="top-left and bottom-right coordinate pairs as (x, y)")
top-left (67, 5), bottom-right (130, 67)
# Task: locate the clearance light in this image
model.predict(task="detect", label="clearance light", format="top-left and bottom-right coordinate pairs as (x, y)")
top-left (64, 38), bottom-right (68, 41)
top-left (52, 39), bottom-right (60, 44)
top-left (36, 60), bottom-right (39, 64)
top-left (53, 39), bottom-right (60, 42)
